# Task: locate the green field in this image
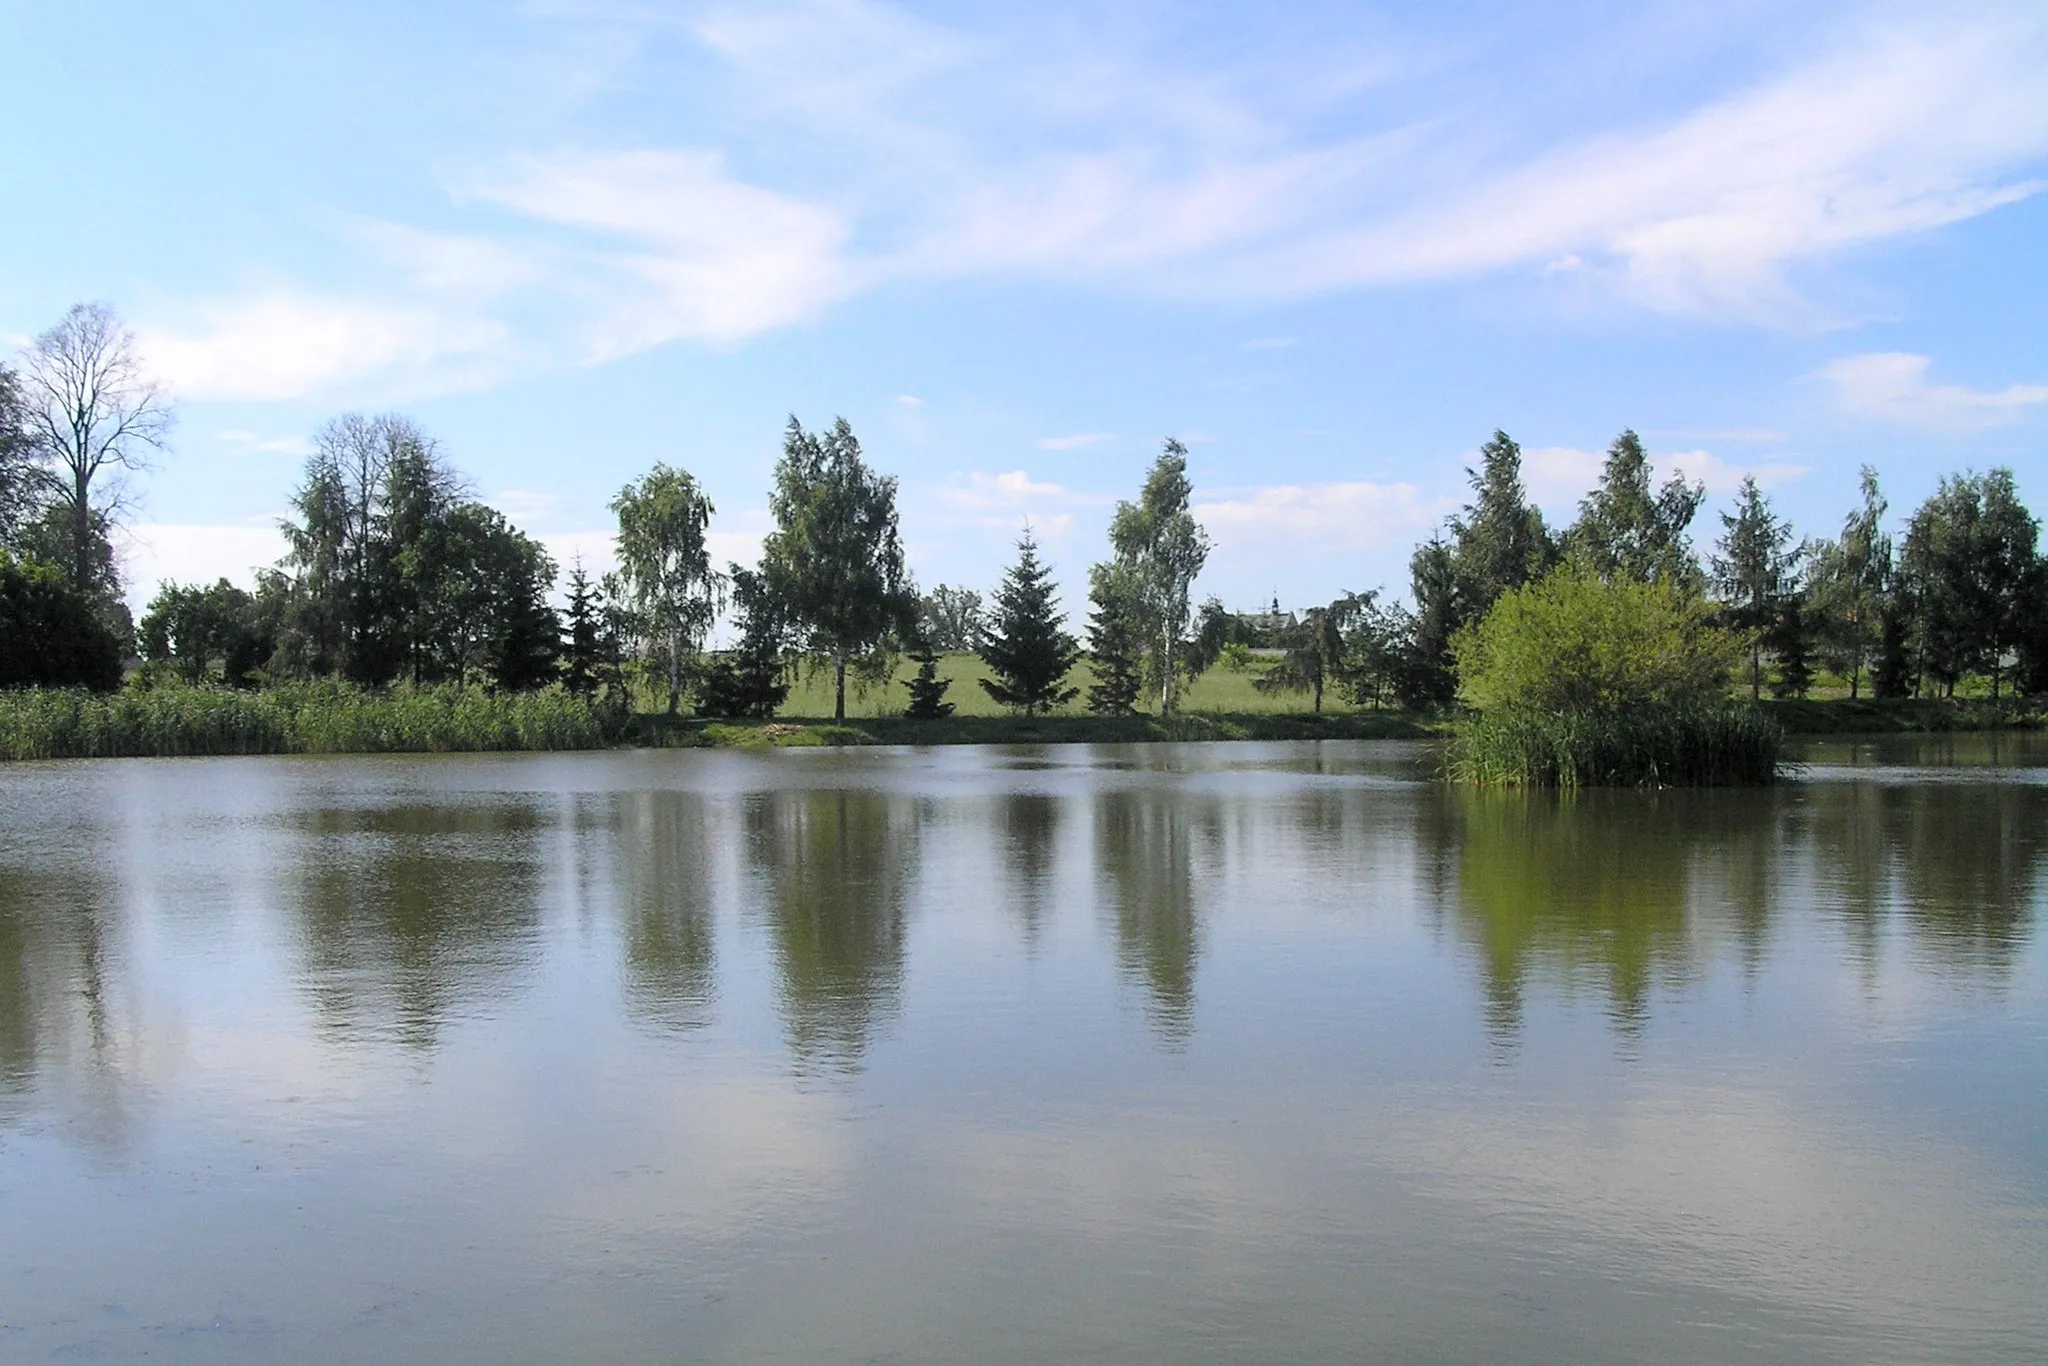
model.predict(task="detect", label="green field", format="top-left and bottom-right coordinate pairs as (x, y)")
top-left (772, 651), bottom-right (1380, 719)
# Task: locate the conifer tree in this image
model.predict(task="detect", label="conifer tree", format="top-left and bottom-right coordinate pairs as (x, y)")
top-left (561, 559), bottom-right (602, 700)
top-left (697, 565), bottom-right (789, 718)
top-left (1085, 564), bottom-right (1144, 715)
top-left (979, 531), bottom-right (1080, 715)
top-left (903, 644), bottom-right (954, 719)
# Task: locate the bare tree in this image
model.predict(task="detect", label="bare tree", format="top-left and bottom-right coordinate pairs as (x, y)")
top-left (17, 303), bottom-right (174, 588)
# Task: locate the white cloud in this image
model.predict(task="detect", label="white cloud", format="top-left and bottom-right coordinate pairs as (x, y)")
top-left (1818, 352), bottom-right (2048, 430)
top-left (1524, 443), bottom-right (1806, 510)
top-left (942, 469), bottom-right (1098, 510)
top-left (1034, 432), bottom-right (1111, 451)
top-left (123, 522), bottom-right (288, 609)
top-left (1194, 481), bottom-right (1448, 552)
top-left (494, 489), bottom-right (563, 527)
top-left (136, 296), bottom-right (509, 402)
top-left (465, 149), bottom-right (852, 355)
top-left (894, 394), bottom-right (923, 407)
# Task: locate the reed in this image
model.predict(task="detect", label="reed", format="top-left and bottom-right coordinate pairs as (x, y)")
top-left (1446, 703), bottom-right (1783, 788)
top-left (0, 682), bottom-right (611, 761)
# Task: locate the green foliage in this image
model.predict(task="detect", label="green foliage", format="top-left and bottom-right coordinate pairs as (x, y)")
top-left (0, 551), bottom-right (123, 690)
top-left (610, 463), bottom-right (720, 714)
top-left (1710, 475), bottom-right (1802, 699)
top-left (1447, 703), bottom-right (1783, 787)
top-left (1565, 429), bottom-right (1705, 588)
top-left (696, 565), bottom-right (790, 719)
top-left (1399, 535), bottom-right (1462, 706)
top-left (760, 416), bottom-right (916, 722)
top-left (139, 577), bottom-right (272, 686)
top-left (1898, 468), bottom-right (2039, 698)
top-left (918, 585), bottom-right (984, 652)
top-left (1806, 467), bottom-right (1892, 699)
top-left (1085, 562), bottom-right (1146, 715)
top-left (1099, 439), bottom-right (1210, 714)
top-left (0, 681), bottom-right (609, 760)
top-left (902, 645), bottom-right (954, 719)
top-left (1451, 430), bottom-right (1555, 611)
top-left (1766, 594), bottom-right (1813, 698)
top-left (0, 366), bottom-right (35, 548)
top-left (978, 533), bottom-right (1079, 714)
top-left (1254, 594), bottom-right (1360, 713)
top-left (1454, 561), bottom-right (1742, 713)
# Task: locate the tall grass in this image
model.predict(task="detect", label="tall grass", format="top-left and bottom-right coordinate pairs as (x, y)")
top-left (1446, 703), bottom-right (1783, 788)
top-left (0, 682), bottom-right (611, 761)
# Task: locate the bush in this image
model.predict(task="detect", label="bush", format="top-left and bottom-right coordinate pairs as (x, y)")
top-left (1447, 702), bottom-right (1783, 788)
top-left (1453, 561), bottom-right (1742, 713)
top-left (0, 552), bottom-right (124, 691)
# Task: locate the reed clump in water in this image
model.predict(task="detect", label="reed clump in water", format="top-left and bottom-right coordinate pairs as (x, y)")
top-left (1446, 702), bottom-right (1783, 788)
top-left (0, 681), bottom-right (611, 760)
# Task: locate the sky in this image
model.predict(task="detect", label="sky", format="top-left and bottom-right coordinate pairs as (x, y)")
top-left (2, 0), bottom-right (2045, 619)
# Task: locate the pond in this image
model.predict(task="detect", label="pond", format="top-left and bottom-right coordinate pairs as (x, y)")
top-left (1, 739), bottom-right (2043, 1363)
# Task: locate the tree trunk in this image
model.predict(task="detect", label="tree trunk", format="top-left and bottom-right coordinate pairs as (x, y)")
top-left (667, 641), bottom-right (680, 716)
top-left (71, 475), bottom-right (90, 589)
top-left (835, 652), bottom-right (848, 722)
top-left (1159, 636), bottom-right (1174, 716)
top-left (1313, 676), bottom-right (1323, 713)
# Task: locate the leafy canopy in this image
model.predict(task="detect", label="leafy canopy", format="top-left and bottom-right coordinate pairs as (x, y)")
top-left (1454, 561), bottom-right (1741, 713)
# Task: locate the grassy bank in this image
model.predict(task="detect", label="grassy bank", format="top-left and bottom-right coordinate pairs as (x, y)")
top-left (1447, 704), bottom-right (1784, 788)
top-left (0, 682), bottom-right (610, 760)
top-left (1762, 696), bottom-right (2048, 733)
top-left (629, 709), bottom-right (1436, 749)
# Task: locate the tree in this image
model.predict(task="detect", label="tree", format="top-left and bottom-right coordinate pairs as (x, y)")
top-left (1453, 561), bottom-right (1742, 714)
top-left (1710, 476), bottom-right (1801, 700)
top-left (918, 585), bottom-right (985, 652)
top-left (1397, 535), bottom-right (1461, 707)
top-left (1566, 430), bottom-right (1704, 587)
top-left (610, 464), bottom-right (720, 715)
top-left (978, 531), bottom-right (1080, 715)
top-left (1340, 591), bottom-right (1404, 710)
top-left (0, 551), bottom-right (123, 690)
top-left (1100, 439), bottom-right (1211, 714)
top-left (1898, 470), bottom-right (2040, 698)
top-left (697, 565), bottom-right (790, 719)
top-left (1255, 594), bottom-right (1360, 713)
top-left (138, 578), bottom-right (271, 686)
top-left (0, 367), bottom-right (37, 549)
top-left (561, 559), bottom-right (604, 700)
top-left (1806, 468), bottom-right (1892, 699)
top-left (15, 304), bottom-right (173, 591)
top-left (1452, 430), bottom-right (1554, 612)
top-left (902, 646), bottom-right (955, 719)
top-left (1766, 594), bottom-right (1813, 699)
top-left (760, 417), bottom-right (916, 722)
top-left (1085, 563), bottom-right (1145, 716)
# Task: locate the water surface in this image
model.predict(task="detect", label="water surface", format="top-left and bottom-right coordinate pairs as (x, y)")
top-left (1, 739), bottom-right (2043, 1363)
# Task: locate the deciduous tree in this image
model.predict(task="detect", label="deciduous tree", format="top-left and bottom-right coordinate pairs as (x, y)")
top-left (611, 463), bottom-right (721, 714)
top-left (1100, 439), bottom-right (1210, 714)
top-left (760, 417), bottom-right (916, 722)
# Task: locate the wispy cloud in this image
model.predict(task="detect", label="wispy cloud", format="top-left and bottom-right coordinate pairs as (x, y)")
top-left (1524, 444), bottom-right (1807, 509)
top-left (1034, 432), bottom-right (1112, 451)
top-left (1818, 352), bottom-right (2048, 430)
top-left (135, 3), bottom-right (2048, 400)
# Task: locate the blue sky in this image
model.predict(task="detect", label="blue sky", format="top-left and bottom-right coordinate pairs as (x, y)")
top-left (3, 0), bottom-right (2045, 617)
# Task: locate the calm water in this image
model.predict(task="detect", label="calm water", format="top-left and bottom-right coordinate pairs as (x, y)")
top-left (1, 739), bottom-right (2044, 1364)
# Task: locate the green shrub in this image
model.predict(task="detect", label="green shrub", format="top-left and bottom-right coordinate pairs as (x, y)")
top-left (1453, 561), bottom-right (1742, 713)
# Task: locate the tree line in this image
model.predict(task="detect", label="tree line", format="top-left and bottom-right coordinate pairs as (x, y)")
top-left (5, 300), bottom-right (2045, 717)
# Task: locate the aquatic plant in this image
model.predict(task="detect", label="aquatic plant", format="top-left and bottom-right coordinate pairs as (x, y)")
top-left (1445, 703), bottom-right (1783, 788)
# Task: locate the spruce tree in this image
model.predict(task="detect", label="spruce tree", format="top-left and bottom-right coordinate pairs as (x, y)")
top-left (903, 644), bottom-right (954, 718)
top-left (697, 566), bottom-right (789, 718)
top-left (561, 559), bottom-right (602, 700)
top-left (979, 531), bottom-right (1080, 715)
top-left (1086, 564), bottom-right (1144, 715)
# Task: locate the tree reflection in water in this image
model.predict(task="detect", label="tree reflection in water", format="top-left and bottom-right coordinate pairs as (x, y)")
top-left (284, 799), bottom-right (549, 1049)
top-left (606, 791), bottom-right (718, 1033)
top-left (997, 792), bottom-right (1063, 953)
top-left (1094, 788), bottom-right (1207, 1047)
top-left (745, 787), bottom-right (919, 1072)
